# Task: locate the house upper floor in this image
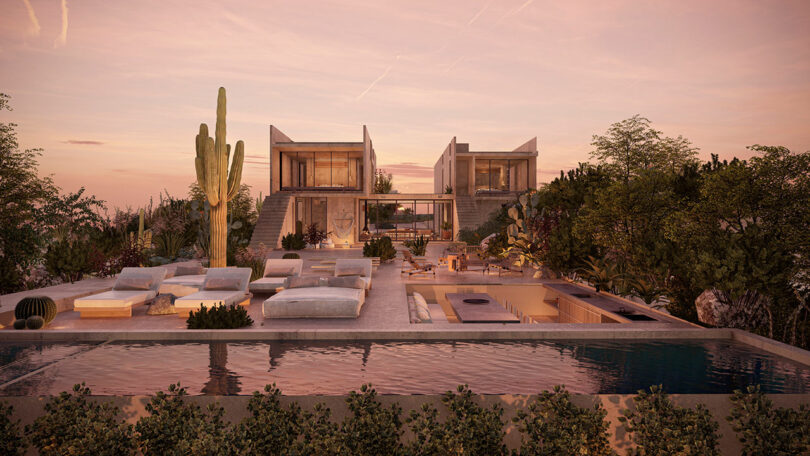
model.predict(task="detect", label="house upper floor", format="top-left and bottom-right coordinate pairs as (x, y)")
top-left (433, 137), bottom-right (538, 196)
top-left (269, 125), bottom-right (377, 195)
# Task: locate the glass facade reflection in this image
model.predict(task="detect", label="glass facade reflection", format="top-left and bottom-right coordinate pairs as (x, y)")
top-left (359, 199), bottom-right (453, 241)
top-left (281, 151), bottom-right (363, 190)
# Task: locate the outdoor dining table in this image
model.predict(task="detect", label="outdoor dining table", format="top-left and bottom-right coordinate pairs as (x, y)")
top-left (445, 293), bottom-right (520, 323)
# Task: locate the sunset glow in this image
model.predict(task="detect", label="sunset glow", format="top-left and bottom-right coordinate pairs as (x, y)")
top-left (1, 0), bottom-right (809, 207)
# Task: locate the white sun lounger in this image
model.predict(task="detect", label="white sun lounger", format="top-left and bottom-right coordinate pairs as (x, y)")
top-left (73, 267), bottom-right (167, 318)
top-left (174, 267), bottom-right (253, 317)
top-left (248, 259), bottom-right (303, 294)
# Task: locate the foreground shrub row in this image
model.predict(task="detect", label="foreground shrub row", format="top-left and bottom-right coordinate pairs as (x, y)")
top-left (1, 384), bottom-right (808, 455)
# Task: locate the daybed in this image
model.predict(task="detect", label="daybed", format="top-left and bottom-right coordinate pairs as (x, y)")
top-left (248, 259), bottom-right (303, 294)
top-left (263, 276), bottom-right (366, 319)
top-left (73, 267), bottom-right (167, 318)
top-left (334, 258), bottom-right (373, 293)
top-left (174, 267), bottom-right (252, 317)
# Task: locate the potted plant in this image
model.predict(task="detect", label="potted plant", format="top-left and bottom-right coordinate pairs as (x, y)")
top-left (304, 223), bottom-right (328, 249)
top-left (441, 221), bottom-right (453, 240)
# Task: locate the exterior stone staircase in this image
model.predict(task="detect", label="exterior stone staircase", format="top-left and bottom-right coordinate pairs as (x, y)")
top-left (454, 195), bottom-right (480, 230)
top-left (249, 193), bottom-right (292, 249)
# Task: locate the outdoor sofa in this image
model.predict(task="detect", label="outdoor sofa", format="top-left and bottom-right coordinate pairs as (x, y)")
top-left (263, 276), bottom-right (366, 319)
top-left (334, 258), bottom-right (373, 294)
top-left (248, 259), bottom-right (303, 294)
top-left (174, 267), bottom-right (253, 317)
top-left (73, 267), bottom-right (167, 318)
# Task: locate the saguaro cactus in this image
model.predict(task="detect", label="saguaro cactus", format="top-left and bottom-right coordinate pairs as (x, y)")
top-left (195, 87), bottom-right (245, 267)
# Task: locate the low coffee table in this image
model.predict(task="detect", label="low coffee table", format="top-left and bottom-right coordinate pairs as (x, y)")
top-left (445, 293), bottom-right (520, 323)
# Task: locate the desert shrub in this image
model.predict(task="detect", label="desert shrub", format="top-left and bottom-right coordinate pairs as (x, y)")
top-left (43, 239), bottom-right (91, 283)
top-left (186, 303), bottom-right (254, 329)
top-left (728, 385), bottom-right (810, 455)
top-left (235, 245), bottom-right (269, 281)
top-left (0, 402), bottom-right (24, 456)
top-left (407, 384), bottom-right (507, 456)
top-left (363, 236), bottom-right (396, 262)
top-left (404, 235), bottom-right (430, 256)
top-left (282, 252), bottom-right (300, 259)
top-left (136, 383), bottom-right (236, 456)
top-left (297, 403), bottom-right (344, 455)
top-left (235, 384), bottom-right (304, 455)
top-left (513, 385), bottom-right (612, 456)
top-left (27, 383), bottom-right (135, 456)
top-left (281, 232), bottom-right (306, 250)
top-left (620, 385), bottom-right (719, 456)
top-left (341, 384), bottom-right (403, 456)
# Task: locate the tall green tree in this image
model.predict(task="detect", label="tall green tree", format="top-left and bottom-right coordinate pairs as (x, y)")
top-left (0, 93), bottom-right (105, 293)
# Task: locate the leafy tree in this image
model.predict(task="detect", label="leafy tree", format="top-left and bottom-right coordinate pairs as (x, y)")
top-left (373, 169), bottom-right (393, 194)
top-left (728, 385), bottom-right (810, 456)
top-left (235, 384), bottom-right (304, 455)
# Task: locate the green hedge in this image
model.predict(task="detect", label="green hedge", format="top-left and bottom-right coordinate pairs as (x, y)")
top-left (2, 383), bottom-right (809, 455)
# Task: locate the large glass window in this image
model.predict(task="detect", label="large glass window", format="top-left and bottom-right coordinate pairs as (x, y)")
top-left (474, 159), bottom-right (529, 193)
top-left (295, 197), bottom-right (328, 232)
top-left (360, 199), bottom-right (452, 241)
top-left (281, 151), bottom-right (363, 190)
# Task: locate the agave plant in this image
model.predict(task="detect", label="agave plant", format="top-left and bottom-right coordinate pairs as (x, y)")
top-left (404, 235), bottom-right (429, 256)
top-left (629, 277), bottom-right (667, 308)
top-left (580, 256), bottom-right (623, 293)
top-left (505, 190), bottom-right (559, 277)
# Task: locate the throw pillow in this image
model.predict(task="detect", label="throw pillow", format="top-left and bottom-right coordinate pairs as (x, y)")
top-left (114, 274), bottom-right (154, 291)
top-left (174, 264), bottom-right (204, 276)
top-left (264, 266), bottom-right (298, 278)
top-left (326, 276), bottom-right (365, 289)
top-left (284, 276), bottom-right (324, 289)
top-left (204, 277), bottom-right (242, 291)
top-left (336, 266), bottom-right (366, 277)
top-left (415, 305), bottom-right (432, 323)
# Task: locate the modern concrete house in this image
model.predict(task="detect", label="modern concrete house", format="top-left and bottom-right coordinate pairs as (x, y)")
top-left (250, 126), bottom-right (538, 248)
top-left (434, 136), bottom-right (538, 230)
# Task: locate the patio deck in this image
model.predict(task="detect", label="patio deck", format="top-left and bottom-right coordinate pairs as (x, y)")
top-left (1, 243), bottom-right (695, 338)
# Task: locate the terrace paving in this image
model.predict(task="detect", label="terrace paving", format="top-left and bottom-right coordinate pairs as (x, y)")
top-left (1, 243), bottom-right (697, 339)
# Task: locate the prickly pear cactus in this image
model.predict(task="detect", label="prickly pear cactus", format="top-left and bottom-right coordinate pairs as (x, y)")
top-left (194, 87), bottom-right (245, 267)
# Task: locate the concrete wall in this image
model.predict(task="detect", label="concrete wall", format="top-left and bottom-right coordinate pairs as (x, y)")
top-left (269, 125), bottom-right (293, 195)
top-left (326, 196), bottom-right (357, 245)
top-left (363, 125), bottom-right (375, 195)
top-left (3, 393), bottom-right (807, 455)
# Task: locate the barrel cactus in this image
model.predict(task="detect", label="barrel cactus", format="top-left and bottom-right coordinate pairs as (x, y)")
top-left (194, 87), bottom-right (245, 268)
top-left (15, 296), bottom-right (57, 324)
top-left (12, 319), bottom-right (26, 330)
top-left (25, 316), bottom-right (45, 330)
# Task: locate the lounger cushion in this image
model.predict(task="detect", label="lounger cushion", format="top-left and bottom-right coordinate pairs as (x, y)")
top-left (264, 265), bottom-right (298, 277)
top-left (114, 274), bottom-right (154, 291)
top-left (175, 290), bottom-right (249, 310)
top-left (336, 266), bottom-right (365, 277)
top-left (204, 277), bottom-right (242, 291)
top-left (175, 264), bottom-right (204, 276)
top-left (326, 276), bottom-right (365, 289)
top-left (263, 287), bottom-right (365, 318)
top-left (249, 277), bottom-right (287, 292)
top-left (74, 290), bottom-right (156, 308)
top-left (284, 277), bottom-right (324, 289)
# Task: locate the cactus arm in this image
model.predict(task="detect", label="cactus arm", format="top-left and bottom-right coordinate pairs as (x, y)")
top-left (227, 140), bottom-right (244, 200)
top-left (195, 124), bottom-right (209, 191)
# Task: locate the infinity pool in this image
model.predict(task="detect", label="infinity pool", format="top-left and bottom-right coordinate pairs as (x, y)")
top-left (1, 339), bottom-right (808, 395)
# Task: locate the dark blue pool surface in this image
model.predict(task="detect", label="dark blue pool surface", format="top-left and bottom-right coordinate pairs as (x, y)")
top-left (1, 339), bottom-right (809, 395)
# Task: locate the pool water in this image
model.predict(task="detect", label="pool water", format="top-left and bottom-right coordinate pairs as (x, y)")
top-left (1, 339), bottom-right (809, 396)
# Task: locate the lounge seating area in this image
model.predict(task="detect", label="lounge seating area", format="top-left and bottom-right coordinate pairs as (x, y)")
top-left (74, 267), bottom-right (167, 318)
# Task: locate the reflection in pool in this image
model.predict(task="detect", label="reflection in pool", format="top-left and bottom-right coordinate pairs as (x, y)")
top-left (1, 339), bottom-right (809, 395)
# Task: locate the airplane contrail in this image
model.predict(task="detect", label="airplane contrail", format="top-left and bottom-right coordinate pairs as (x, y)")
top-left (356, 64), bottom-right (393, 101)
top-left (54, 0), bottom-right (68, 47)
top-left (467, 0), bottom-right (493, 26)
top-left (21, 0), bottom-right (40, 36)
top-left (497, 0), bottom-right (535, 24)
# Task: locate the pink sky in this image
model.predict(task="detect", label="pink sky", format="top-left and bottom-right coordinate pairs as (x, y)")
top-left (1, 0), bottom-right (809, 208)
